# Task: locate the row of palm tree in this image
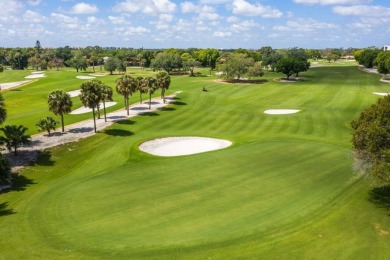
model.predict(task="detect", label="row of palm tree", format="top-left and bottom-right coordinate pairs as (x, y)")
top-left (116, 71), bottom-right (171, 113)
top-left (45, 71), bottom-right (171, 134)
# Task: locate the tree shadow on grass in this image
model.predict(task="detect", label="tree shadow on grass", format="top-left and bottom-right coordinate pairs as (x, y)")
top-left (158, 107), bottom-right (176, 112)
top-left (139, 112), bottom-right (159, 117)
top-left (104, 129), bottom-right (134, 137)
top-left (116, 119), bottom-right (135, 125)
top-left (35, 150), bottom-right (55, 166)
top-left (11, 174), bottom-right (35, 192)
top-left (369, 185), bottom-right (390, 216)
top-left (171, 101), bottom-right (187, 106)
top-left (68, 127), bottom-right (93, 133)
top-left (0, 202), bottom-right (15, 217)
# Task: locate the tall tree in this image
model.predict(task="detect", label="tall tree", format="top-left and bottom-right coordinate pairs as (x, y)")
top-left (143, 77), bottom-right (157, 109)
top-left (275, 57), bottom-right (295, 80)
top-left (79, 80), bottom-right (102, 133)
top-left (0, 125), bottom-right (31, 156)
top-left (100, 84), bottom-right (113, 122)
top-left (36, 116), bottom-right (58, 137)
top-left (0, 152), bottom-right (11, 185)
top-left (217, 53), bottom-right (255, 81)
top-left (156, 71), bottom-right (171, 103)
top-left (352, 95), bottom-right (390, 184)
top-left (0, 94), bottom-right (7, 125)
top-left (374, 51), bottom-right (390, 74)
top-left (135, 76), bottom-right (146, 104)
top-left (48, 90), bottom-right (72, 132)
top-left (116, 75), bottom-right (136, 115)
top-left (104, 57), bottom-right (119, 75)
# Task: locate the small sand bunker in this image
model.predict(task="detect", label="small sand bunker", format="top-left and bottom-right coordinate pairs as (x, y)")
top-left (76, 76), bottom-right (96, 80)
top-left (70, 102), bottom-right (117, 114)
top-left (139, 136), bottom-right (232, 156)
top-left (67, 89), bottom-right (81, 97)
top-left (264, 109), bottom-right (300, 115)
top-left (0, 80), bottom-right (32, 90)
top-left (373, 92), bottom-right (390, 96)
top-left (31, 71), bottom-right (44, 74)
top-left (89, 74), bottom-right (105, 77)
top-left (25, 73), bottom-right (45, 79)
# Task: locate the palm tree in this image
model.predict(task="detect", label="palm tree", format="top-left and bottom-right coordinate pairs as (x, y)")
top-left (36, 116), bottom-right (58, 136)
top-left (116, 75), bottom-right (136, 115)
top-left (0, 94), bottom-right (7, 125)
top-left (0, 125), bottom-right (31, 156)
top-left (79, 80), bottom-right (101, 133)
top-left (100, 84), bottom-right (113, 122)
top-left (143, 77), bottom-right (157, 109)
top-left (48, 90), bottom-right (72, 132)
top-left (135, 76), bottom-right (146, 104)
top-left (156, 71), bottom-right (171, 103)
top-left (0, 152), bottom-right (11, 185)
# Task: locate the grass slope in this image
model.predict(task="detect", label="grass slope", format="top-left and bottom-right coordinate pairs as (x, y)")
top-left (0, 65), bottom-right (390, 259)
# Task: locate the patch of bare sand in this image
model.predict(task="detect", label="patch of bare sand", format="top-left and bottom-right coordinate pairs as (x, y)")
top-left (139, 137), bottom-right (232, 156)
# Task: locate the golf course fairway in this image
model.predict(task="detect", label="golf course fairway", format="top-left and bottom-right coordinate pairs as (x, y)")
top-left (0, 64), bottom-right (389, 259)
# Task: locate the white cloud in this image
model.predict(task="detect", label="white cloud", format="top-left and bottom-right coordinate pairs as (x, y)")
top-left (23, 10), bottom-right (47, 23)
top-left (113, 0), bottom-right (176, 14)
top-left (198, 12), bottom-right (220, 20)
top-left (214, 31), bottom-right (232, 37)
top-left (231, 0), bottom-right (282, 18)
top-left (332, 5), bottom-right (390, 16)
top-left (200, 0), bottom-right (231, 4)
top-left (286, 18), bottom-right (339, 32)
top-left (294, 0), bottom-right (372, 5)
top-left (69, 3), bottom-right (99, 14)
top-left (0, 1), bottom-right (24, 15)
top-left (227, 16), bottom-right (239, 23)
top-left (27, 0), bottom-right (42, 6)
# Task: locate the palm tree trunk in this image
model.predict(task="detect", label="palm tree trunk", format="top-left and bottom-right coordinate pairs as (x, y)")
top-left (149, 94), bottom-right (152, 109)
top-left (14, 145), bottom-right (17, 156)
top-left (92, 107), bottom-right (97, 133)
top-left (139, 92), bottom-right (142, 104)
top-left (126, 97), bottom-right (129, 115)
top-left (162, 89), bottom-right (165, 103)
top-left (61, 114), bottom-right (65, 132)
top-left (103, 101), bottom-right (107, 122)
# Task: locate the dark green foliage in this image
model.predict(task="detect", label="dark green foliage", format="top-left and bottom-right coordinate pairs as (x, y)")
top-left (104, 57), bottom-right (119, 75)
top-left (276, 57), bottom-right (296, 79)
top-left (151, 52), bottom-right (182, 73)
top-left (48, 90), bottom-right (72, 132)
top-left (36, 116), bottom-right (59, 136)
top-left (0, 94), bottom-right (7, 125)
top-left (374, 51), bottom-right (390, 74)
top-left (156, 71), bottom-right (171, 103)
top-left (356, 47), bottom-right (381, 68)
top-left (66, 55), bottom-right (88, 72)
top-left (0, 125), bottom-right (31, 156)
top-left (80, 80), bottom-right (104, 132)
top-left (116, 75), bottom-right (136, 115)
top-left (0, 152), bottom-right (11, 185)
top-left (352, 95), bottom-right (390, 184)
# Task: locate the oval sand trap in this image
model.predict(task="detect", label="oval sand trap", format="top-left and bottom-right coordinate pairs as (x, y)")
top-left (76, 76), bottom-right (96, 80)
top-left (139, 137), bottom-right (232, 156)
top-left (373, 92), bottom-right (390, 96)
top-left (25, 74), bottom-right (45, 79)
top-left (264, 109), bottom-right (300, 115)
top-left (67, 89), bottom-right (81, 97)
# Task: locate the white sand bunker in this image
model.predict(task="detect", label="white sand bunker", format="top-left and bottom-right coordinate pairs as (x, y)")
top-left (67, 89), bottom-right (81, 97)
top-left (139, 137), bottom-right (232, 157)
top-left (76, 76), bottom-right (96, 80)
top-left (70, 102), bottom-right (117, 114)
top-left (264, 109), bottom-right (300, 115)
top-left (25, 73), bottom-right (45, 79)
top-left (373, 92), bottom-right (390, 96)
top-left (0, 80), bottom-right (32, 90)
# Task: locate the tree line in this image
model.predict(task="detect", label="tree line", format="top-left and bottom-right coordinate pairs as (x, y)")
top-left (354, 47), bottom-right (390, 74)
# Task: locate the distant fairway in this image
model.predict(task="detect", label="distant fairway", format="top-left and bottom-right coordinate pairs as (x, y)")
top-left (1, 64), bottom-right (390, 259)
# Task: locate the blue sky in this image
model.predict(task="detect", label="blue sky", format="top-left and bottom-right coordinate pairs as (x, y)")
top-left (0, 0), bottom-right (389, 49)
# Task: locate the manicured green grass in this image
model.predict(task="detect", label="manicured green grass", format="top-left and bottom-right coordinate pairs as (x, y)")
top-left (1, 64), bottom-right (390, 259)
top-left (0, 67), bottom-right (163, 135)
